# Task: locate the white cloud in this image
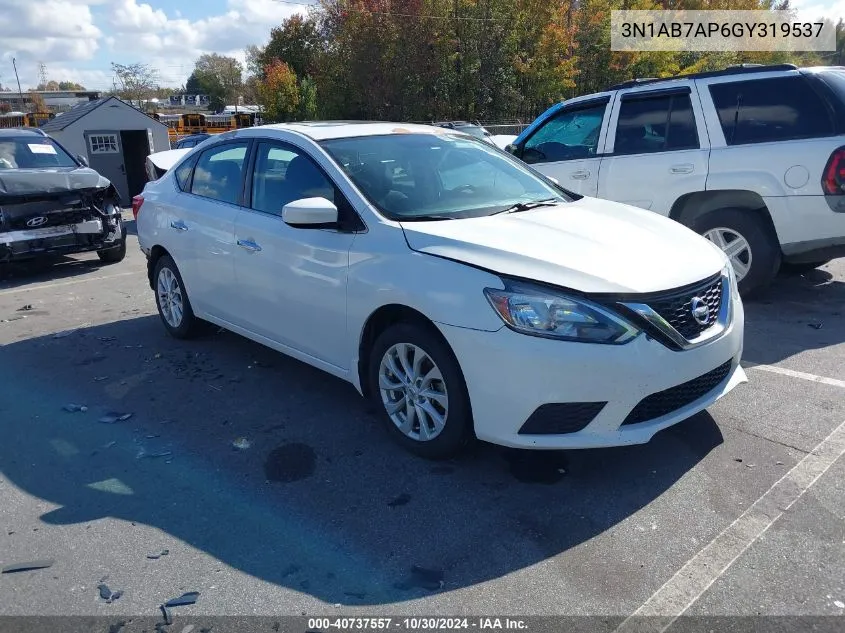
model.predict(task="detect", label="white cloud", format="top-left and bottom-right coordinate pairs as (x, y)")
top-left (2, 0), bottom-right (311, 89)
top-left (792, 0), bottom-right (845, 21)
top-left (105, 0), bottom-right (308, 64)
top-left (0, 0), bottom-right (101, 79)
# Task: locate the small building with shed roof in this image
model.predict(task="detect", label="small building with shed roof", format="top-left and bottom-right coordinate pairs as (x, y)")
top-left (41, 96), bottom-right (171, 201)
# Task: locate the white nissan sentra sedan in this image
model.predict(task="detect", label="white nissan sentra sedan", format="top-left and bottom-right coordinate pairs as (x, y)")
top-left (135, 122), bottom-right (747, 459)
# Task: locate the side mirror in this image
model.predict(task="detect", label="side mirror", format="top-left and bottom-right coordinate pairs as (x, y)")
top-left (505, 143), bottom-right (520, 157)
top-left (521, 147), bottom-right (546, 165)
top-left (282, 197), bottom-right (339, 228)
top-left (77, 154), bottom-right (89, 167)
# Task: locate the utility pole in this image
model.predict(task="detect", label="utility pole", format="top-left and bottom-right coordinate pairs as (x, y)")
top-left (12, 58), bottom-right (24, 111)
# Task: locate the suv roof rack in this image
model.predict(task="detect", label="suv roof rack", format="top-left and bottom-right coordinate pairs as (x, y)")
top-left (608, 63), bottom-right (799, 90)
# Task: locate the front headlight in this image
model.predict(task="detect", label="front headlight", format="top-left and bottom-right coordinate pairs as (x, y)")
top-left (484, 281), bottom-right (640, 344)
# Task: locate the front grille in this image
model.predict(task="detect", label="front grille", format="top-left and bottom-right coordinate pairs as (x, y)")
top-left (622, 359), bottom-right (733, 426)
top-left (519, 402), bottom-right (606, 435)
top-left (7, 208), bottom-right (91, 231)
top-left (648, 276), bottom-right (723, 340)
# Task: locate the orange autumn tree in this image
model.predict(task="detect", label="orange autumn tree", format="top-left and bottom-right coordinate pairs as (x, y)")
top-left (258, 60), bottom-right (300, 122)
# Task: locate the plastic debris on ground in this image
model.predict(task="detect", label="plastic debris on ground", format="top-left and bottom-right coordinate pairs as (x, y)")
top-left (97, 583), bottom-right (123, 604)
top-left (17, 304), bottom-right (33, 311)
top-left (146, 549), bottom-right (170, 560)
top-left (159, 591), bottom-right (200, 625)
top-left (99, 412), bottom-right (134, 424)
top-left (231, 437), bottom-right (251, 451)
top-left (136, 449), bottom-right (173, 460)
top-left (2, 559), bottom-right (55, 574)
top-left (63, 404), bottom-right (88, 413)
top-left (410, 565), bottom-right (445, 590)
top-left (393, 565), bottom-right (445, 591)
top-left (164, 591), bottom-right (199, 607)
top-left (388, 493), bottom-right (411, 508)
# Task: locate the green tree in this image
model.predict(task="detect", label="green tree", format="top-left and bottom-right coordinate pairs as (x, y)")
top-left (192, 53), bottom-right (243, 111)
top-left (258, 60), bottom-right (300, 122)
top-left (261, 14), bottom-right (323, 78)
top-left (111, 62), bottom-right (159, 108)
top-left (298, 75), bottom-right (318, 120)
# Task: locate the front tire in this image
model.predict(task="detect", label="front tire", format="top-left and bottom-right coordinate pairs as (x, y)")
top-left (97, 225), bottom-right (127, 264)
top-left (693, 208), bottom-right (781, 297)
top-left (153, 255), bottom-right (202, 339)
top-left (368, 322), bottom-right (473, 459)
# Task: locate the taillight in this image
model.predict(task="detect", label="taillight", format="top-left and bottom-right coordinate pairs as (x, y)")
top-left (131, 195), bottom-right (144, 220)
top-left (822, 147), bottom-right (845, 195)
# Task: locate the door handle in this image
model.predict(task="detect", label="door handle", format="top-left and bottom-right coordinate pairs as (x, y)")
top-left (237, 238), bottom-right (262, 253)
top-left (670, 164), bottom-right (694, 174)
top-left (570, 170), bottom-right (591, 180)
top-left (170, 220), bottom-right (188, 231)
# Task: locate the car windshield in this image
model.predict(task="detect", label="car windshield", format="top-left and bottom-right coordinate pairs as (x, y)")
top-left (455, 125), bottom-right (489, 139)
top-left (321, 133), bottom-right (569, 220)
top-left (0, 137), bottom-right (78, 169)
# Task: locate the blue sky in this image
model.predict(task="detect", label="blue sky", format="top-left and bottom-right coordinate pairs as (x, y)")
top-left (0, 0), bottom-right (841, 92)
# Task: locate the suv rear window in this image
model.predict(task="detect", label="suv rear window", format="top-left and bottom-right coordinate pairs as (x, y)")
top-left (709, 76), bottom-right (834, 146)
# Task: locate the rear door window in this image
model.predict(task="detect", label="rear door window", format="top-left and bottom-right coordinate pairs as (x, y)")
top-left (613, 92), bottom-right (699, 155)
top-left (190, 143), bottom-right (249, 205)
top-left (709, 76), bottom-right (835, 145)
top-left (174, 155), bottom-right (198, 191)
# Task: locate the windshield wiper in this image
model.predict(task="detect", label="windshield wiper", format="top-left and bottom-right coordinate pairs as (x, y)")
top-left (493, 198), bottom-right (560, 215)
top-left (398, 214), bottom-right (457, 222)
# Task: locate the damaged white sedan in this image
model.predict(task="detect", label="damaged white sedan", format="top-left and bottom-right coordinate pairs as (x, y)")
top-left (0, 129), bottom-right (126, 264)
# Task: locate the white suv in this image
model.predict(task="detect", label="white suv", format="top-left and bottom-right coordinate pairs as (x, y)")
top-left (507, 64), bottom-right (845, 296)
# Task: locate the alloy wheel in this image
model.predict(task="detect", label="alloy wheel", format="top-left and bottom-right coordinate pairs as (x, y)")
top-left (377, 343), bottom-right (449, 442)
top-left (157, 267), bottom-right (184, 328)
top-left (704, 227), bottom-right (752, 282)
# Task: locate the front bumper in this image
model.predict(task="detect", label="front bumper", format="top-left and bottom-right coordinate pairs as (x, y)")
top-left (437, 295), bottom-right (746, 449)
top-left (0, 218), bottom-right (123, 263)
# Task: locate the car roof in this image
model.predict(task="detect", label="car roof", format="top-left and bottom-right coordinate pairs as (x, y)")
top-left (0, 128), bottom-right (48, 138)
top-left (606, 63), bottom-right (805, 90)
top-left (255, 121), bottom-right (453, 141)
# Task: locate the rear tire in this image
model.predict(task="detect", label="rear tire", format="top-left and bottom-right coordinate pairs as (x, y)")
top-left (693, 208), bottom-right (780, 297)
top-left (368, 322), bottom-right (473, 459)
top-left (153, 255), bottom-right (203, 339)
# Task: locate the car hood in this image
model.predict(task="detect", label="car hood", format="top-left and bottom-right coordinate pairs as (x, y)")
top-left (400, 197), bottom-right (727, 294)
top-left (0, 167), bottom-right (111, 199)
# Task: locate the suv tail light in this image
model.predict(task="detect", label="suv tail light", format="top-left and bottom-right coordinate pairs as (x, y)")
top-left (131, 195), bottom-right (144, 220)
top-left (822, 147), bottom-right (845, 195)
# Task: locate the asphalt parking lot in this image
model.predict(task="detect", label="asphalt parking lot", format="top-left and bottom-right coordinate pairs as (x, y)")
top-left (1, 216), bottom-right (844, 629)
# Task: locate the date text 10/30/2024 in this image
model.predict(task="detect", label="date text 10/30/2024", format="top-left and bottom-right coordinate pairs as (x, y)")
top-left (307, 618), bottom-right (528, 631)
